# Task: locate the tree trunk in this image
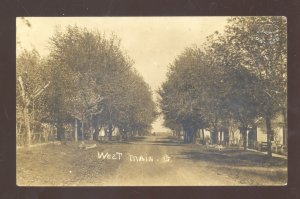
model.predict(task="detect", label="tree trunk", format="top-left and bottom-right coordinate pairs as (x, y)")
top-left (125, 131), bottom-right (128, 140)
top-left (219, 130), bottom-right (223, 145)
top-left (18, 76), bottom-right (31, 147)
top-left (81, 121), bottom-right (85, 140)
top-left (240, 127), bottom-right (247, 150)
top-left (223, 128), bottom-right (229, 146)
top-left (74, 119), bottom-right (78, 142)
top-left (122, 130), bottom-right (128, 140)
top-left (197, 129), bottom-right (200, 138)
top-left (108, 123), bottom-right (113, 141)
top-left (266, 116), bottom-right (273, 157)
top-left (57, 122), bottom-right (65, 141)
top-left (201, 129), bottom-right (206, 144)
top-left (231, 129), bottom-right (235, 145)
top-left (177, 130), bottom-right (181, 139)
top-left (189, 132), bottom-right (193, 143)
top-left (183, 126), bottom-right (196, 144)
top-left (282, 109), bottom-right (287, 146)
top-left (187, 131), bottom-right (191, 143)
top-left (211, 127), bottom-right (218, 144)
top-left (193, 129), bottom-right (197, 143)
top-left (183, 130), bottom-right (188, 143)
top-left (23, 107), bottom-right (31, 147)
top-left (93, 125), bottom-right (99, 141)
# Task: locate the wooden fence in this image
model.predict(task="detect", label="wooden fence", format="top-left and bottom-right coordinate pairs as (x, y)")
top-left (16, 122), bottom-right (57, 147)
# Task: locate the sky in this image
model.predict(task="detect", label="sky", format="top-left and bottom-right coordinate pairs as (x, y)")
top-left (16, 17), bottom-right (228, 132)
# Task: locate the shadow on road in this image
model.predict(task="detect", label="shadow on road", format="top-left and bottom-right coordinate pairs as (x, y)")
top-left (178, 150), bottom-right (287, 167)
top-left (145, 136), bottom-right (184, 146)
top-left (130, 136), bottom-right (147, 142)
top-left (174, 149), bottom-right (287, 185)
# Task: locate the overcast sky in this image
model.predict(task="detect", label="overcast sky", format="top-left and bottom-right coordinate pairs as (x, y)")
top-left (17, 17), bottom-right (228, 132)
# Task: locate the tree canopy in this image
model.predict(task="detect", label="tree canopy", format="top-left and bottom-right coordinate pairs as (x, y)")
top-left (17, 25), bottom-right (157, 144)
top-left (159, 17), bottom-right (287, 154)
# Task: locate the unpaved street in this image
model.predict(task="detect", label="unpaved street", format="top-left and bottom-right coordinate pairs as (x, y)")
top-left (17, 133), bottom-right (287, 186)
top-left (101, 135), bottom-right (241, 186)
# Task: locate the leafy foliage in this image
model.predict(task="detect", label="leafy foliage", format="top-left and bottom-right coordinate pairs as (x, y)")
top-left (17, 26), bottom-right (157, 143)
top-left (159, 17), bottom-right (287, 150)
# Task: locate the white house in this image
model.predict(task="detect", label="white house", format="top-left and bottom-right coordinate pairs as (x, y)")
top-left (256, 113), bottom-right (286, 146)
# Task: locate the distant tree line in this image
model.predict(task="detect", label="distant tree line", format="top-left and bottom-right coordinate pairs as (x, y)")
top-left (158, 17), bottom-right (287, 157)
top-left (17, 26), bottom-right (157, 146)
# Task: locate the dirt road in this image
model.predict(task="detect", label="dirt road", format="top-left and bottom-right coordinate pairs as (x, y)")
top-left (101, 135), bottom-right (241, 186)
top-left (17, 133), bottom-right (287, 186)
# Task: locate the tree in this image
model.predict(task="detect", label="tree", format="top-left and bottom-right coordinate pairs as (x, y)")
top-left (159, 47), bottom-right (208, 143)
top-left (17, 49), bottom-right (51, 146)
top-left (203, 31), bottom-right (260, 149)
top-left (224, 17), bottom-right (287, 156)
top-left (47, 26), bottom-right (157, 141)
top-left (113, 69), bottom-right (157, 139)
top-left (159, 17), bottom-right (286, 154)
top-left (224, 67), bottom-right (261, 150)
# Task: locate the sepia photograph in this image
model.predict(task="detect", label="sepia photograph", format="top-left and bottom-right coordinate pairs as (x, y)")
top-left (16, 17), bottom-right (287, 186)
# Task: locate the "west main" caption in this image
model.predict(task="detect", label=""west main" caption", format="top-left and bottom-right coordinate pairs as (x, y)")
top-left (97, 151), bottom-right (171, 162)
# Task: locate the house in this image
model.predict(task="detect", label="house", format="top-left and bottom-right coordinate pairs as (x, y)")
top-left (96, 126), bottom-right (121, 141)
top-left (255, 113), bottom-right (287, 146)
top-left (234, 113), bottom-right (287, 150)
top-left (216, 113), bottom-right (287, 150)
top-left (173, 113), bottom-right (287, 150)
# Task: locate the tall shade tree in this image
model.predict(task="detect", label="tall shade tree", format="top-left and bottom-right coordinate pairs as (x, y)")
top-left (160, 17), bottom-right (286, 152)
top-left (224, 67), bottom-right (261, 150)
top-left (204, 31), bottom-right (260, 149)
top-left (17, 49), bottom-right (51, 146)
top-left (224, 17), bottom-right (287, 156)
top-left (46, 26), bottom-right (156, 140)
top-left (159, 47), bottom-right (208, 143)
